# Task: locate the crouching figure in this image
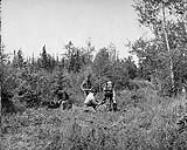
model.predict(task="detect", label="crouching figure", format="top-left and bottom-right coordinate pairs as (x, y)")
top-left (84, 88), bottom-right (99, 111)
top-left (45, 90), bottom-right (72, 110)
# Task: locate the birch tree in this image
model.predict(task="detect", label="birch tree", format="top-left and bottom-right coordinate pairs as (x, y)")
top-left (133, 0), bottom-right (187, 95)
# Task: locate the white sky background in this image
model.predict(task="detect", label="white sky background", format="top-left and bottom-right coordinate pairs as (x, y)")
top-left (2, 0), bottom-right (150, 59)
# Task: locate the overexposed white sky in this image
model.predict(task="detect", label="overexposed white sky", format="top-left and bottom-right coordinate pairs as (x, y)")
top-left (2, 0), bottom-right (149, 59)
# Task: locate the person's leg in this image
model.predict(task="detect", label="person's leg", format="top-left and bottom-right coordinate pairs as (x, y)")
top-left (91, 103), bottom-right (97, 110)
top-left (101, 94), bottom-right (107, 105)
top-left (112, 94), bottom-right (118, 111)
top-left (85, 101), bottom-right (97, 111)
top-left (113, 101), bottom-right (117, 111)
top-left (85, 102), bottom-right (91, 108)
top-left (90, 98), bottom-right (98, 110)
top-left (109, 94), bottom-right (113, 111)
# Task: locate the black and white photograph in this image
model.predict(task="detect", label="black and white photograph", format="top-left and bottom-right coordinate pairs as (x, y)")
top-left (1, 0), bottom-right (187, 149)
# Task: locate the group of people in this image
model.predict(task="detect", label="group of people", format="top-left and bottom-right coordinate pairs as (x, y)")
top-left (80, 74), bottom-right (118, 111)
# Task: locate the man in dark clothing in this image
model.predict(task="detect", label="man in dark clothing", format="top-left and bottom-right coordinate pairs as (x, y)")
top-left (81, 74), bottom-right (92, 97)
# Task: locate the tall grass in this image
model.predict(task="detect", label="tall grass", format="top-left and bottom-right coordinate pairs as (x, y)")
top-left (1, 88), bottom-right (187, 150)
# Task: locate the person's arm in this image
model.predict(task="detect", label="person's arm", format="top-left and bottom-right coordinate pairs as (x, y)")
top-left (102, 83), bottom-right (106, 92)
top-left (80, 81), bottom-right (85, 91)
top-left (98, 96), bottom-right (106, 105)
top-left (92, 95), bottom-right (98, 105)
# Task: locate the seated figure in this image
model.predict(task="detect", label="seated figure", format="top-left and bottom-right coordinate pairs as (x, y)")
top-left (84, 88), bottom-right (98, 110)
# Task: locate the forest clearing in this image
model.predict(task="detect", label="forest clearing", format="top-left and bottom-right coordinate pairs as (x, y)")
top-left (1, 0), bottom-right (187, 149)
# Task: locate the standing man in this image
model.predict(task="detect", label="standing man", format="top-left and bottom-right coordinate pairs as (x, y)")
top-left (99, 80), bottom-right (117, 111)
top-left (81, 74), bottom-right (92, 97)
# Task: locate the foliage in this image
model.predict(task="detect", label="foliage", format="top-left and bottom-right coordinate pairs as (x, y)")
top-left (0, 41), bottom-right (139, 114)
top-left (12, 49), bottom-right (24, 68)
top-left (1, 89), bottom-right (187, 150)
top-left (37, 45), bottom-right (56, 72)
top-left (132, 0), bottom-right (187, 95)
top-left (1, 38), bottom-right (187, 150)
top-left (1, 1), bottom-right (187, 149)
top-left (63, 41), bottom-right (94, 73)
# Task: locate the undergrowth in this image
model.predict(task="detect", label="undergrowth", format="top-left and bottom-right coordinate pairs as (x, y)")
top-left (1, 89), bottom-right (187, 150)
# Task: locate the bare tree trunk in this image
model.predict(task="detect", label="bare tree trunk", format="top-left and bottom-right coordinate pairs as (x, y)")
top-left (161, 3), bottom-right (175, 92)
top-left (184, 5), bottom-right (187, 34)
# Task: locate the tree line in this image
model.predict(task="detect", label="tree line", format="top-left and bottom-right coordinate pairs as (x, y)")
top-left (131, 0), bottom-right (187, 95)
top-left (1, 0), bottom-right (187, 113)
top-left (0, 41), bottom-right (138, 113)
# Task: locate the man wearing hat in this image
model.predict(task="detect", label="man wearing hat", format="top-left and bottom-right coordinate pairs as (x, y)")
top-left (99, 80), bottom-right (117, 111)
